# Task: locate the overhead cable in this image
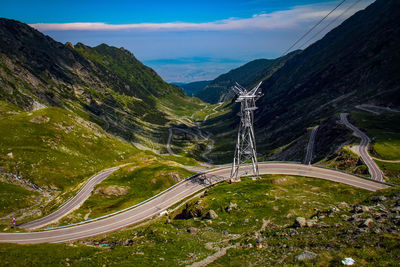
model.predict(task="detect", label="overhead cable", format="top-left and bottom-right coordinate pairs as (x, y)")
top-left (299, 0), bottom-right (363, 49)
top-left (282, 0), bottom-right (347, 56)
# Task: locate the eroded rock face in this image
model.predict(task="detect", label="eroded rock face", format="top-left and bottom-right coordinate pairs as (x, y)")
top-left (95, 185), bottom-right (129, 196)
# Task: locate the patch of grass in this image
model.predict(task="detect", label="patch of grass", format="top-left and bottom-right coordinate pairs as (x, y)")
top-left (162, 155), bottom-right (200, 167)
top-left (0, 243), bottom-right (98, 266)
top-left (0, 180), bottom-right (39, 217)
top-left (351, 111), bottom-right (400, 160)
top-left (377, 161), bottom-right (400, 185)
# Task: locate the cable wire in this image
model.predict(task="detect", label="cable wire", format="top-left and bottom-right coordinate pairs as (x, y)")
top-left (282, 0), bottom-right (347, 56)
top-left (299, 0), bottom-right (363, 49)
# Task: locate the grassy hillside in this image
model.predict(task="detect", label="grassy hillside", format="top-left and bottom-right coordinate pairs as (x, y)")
top-left (2, 175), bottom-right (398, 266)
top-left (0, 180), bottom-right (39, 218)
top-left (0, 102), bottom-right (138, 191)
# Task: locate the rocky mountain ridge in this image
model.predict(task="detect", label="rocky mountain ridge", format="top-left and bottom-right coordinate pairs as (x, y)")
top-left (0, 18), bottom-right (200, 148)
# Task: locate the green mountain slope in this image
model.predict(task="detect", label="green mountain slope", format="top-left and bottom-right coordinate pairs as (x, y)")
top-left (0, 102), bottom-right (138, 191)
top-left (196, 52), bottom-right (300, 104)
top-left (0, 18), bottom-right (202, 149)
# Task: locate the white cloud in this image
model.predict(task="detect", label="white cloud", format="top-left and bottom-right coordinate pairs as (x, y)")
top-left (29, 1), bottom-right (373, 32)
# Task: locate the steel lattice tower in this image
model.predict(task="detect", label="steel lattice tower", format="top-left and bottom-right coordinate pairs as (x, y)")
top-left (230, 82), bottom-right (263, 182)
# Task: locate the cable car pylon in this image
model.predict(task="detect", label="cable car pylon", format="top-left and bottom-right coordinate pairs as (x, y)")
top-left (230, 81), bottom-right (263, 182)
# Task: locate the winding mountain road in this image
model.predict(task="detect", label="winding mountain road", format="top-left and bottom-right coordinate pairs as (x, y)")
top-left (340, 113), bottom-right (384, 181)
top-left (0, 162), bottom-right (389, 244)
top-left (19, 167), bottom-right (120, 230)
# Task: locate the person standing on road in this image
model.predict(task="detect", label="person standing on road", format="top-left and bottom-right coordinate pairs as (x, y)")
top-left (12, 217), bottom-right (16, 227)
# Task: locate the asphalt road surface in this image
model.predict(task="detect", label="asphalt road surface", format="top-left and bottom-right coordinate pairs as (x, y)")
top-left (19, 167), bottom-right (120, 230)
top-left (304, 126), bottom-right (319, 165)
top-left (340, 113), bottom-right (384, 181)
top-left (0, 163), bottom-right (388, 244)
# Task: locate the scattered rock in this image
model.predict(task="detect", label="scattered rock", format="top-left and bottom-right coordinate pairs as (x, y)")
top-left (187, 227), bottom-right (200, 234)
top-left (225, 202), bottom-right (238, 213)
top-left (306, 219), bottom-right (317, 227)
top-left (352, 205), bottom-right (369, 214)
top-left (330, 207), bottom-right (340, 213)
top-left (338, 202), bottom-right (350, 209)
top-left (295, 250), bottom-right (317, 261)
top-left (372, 195), bottom-right (387, 202)
top-left (205, 243), bottom-right (215, 250)
top-left (293, 217), bottom-right (307, 228)
top-left (360, 218), bottom-right (374, 228)
top-left (272, 177), bottom-right (287, 184)
top-left (203, 210), bottom-right (218, 220)
top-left (314, 222), bottom-right (330, 228)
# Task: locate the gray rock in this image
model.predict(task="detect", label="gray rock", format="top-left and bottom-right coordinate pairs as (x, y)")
top-left (338, 202), bottom-right (350, 209)
top-left (294, 217), bottom-right (307, 228)
top-left (187, 227), bottom-right (200, 234)
top-left (352, 205), bottom-right (369, 214)
top-left (391, 207), bottom-right (400, 213)
top-left (315, 222), bottom-right (330, 228)
top-left (360, 218), bottom-right (374, 228)
top-left (330, 207), bottom-right (340, 213)
top-left (225, 202), bottom-right (238, 213)
top-left (295, 250), bottom-right (317, 261)
top-left (203, 210), bottom-right (218, 220)
top-left (306, 219), bottom-right (317, 227)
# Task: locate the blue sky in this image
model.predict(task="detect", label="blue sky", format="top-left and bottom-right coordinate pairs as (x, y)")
top-left (1, 0), bottom-right (374, 82)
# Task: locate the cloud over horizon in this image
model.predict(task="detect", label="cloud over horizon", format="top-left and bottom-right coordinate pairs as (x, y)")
top-left (27, 0), bottom-right (374, 83)
top-left (29, 2), bottom-right (367, 32)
